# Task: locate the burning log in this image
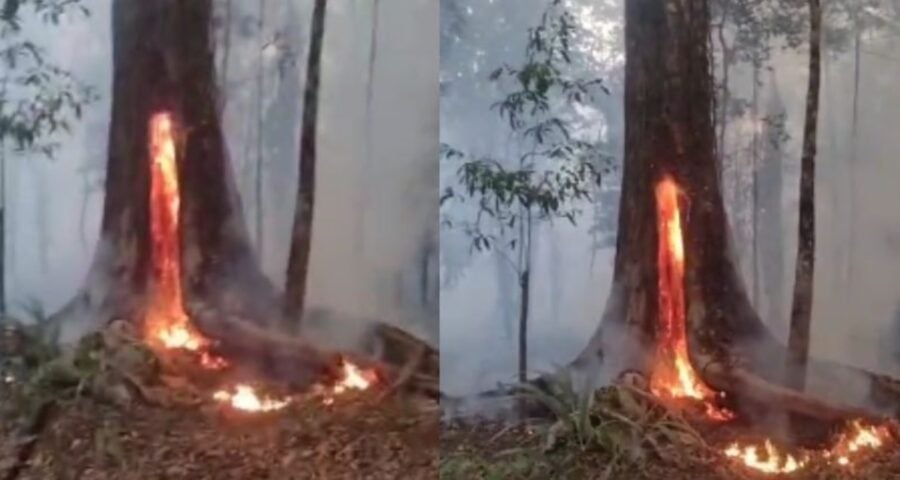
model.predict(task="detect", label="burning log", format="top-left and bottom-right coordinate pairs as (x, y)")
top-left (365, 322), bottom-right (438, 398)
top-left (187, 303), bottom-right (342, 390)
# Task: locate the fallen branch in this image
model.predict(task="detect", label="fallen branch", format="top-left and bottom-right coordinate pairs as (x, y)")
top-left (701, 359), bottom-right (885, 424)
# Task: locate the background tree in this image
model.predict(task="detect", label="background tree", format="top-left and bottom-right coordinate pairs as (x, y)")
top-left (284, 0), bottom-right (326, 326)
top-left (787, 0), bottom-right (822, 391)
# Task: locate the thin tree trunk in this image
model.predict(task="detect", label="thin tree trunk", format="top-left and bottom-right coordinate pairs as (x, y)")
top-left (787, 0), bottom-right (822, 391)
top-left (254, 0), bottom-right (266, 258)
top-left (518, 211), bottom-right (533, 384)
top-left (0, 144), bottom-right (5, 316)
top-left (284, 0), bottom-right (327, 325)
top-left (751, 63), bottom-right (760, 307)
top-left (845, 21), bottom-right (861, 287)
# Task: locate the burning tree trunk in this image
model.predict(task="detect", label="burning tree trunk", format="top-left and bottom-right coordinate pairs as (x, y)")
top-left (284, 0), bottom-right (327, 326)
top-left (54, 0), bottom-right (278, 335)
top-left (574, 0), bottom-right (900, 427)
top-left (787, 0), bottom-right (821, 391)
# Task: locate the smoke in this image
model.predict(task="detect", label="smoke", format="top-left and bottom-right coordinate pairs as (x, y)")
top-left (5, 0), bottom-right (438, 350)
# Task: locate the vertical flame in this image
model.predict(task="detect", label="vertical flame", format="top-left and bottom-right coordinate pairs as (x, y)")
top-left (650, 176), bottom-right (730, 420)
top-left (145, 112), bottom-right (209, 352)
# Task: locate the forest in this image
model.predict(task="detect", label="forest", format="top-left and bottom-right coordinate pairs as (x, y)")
top-left (440, 0), bottom-right (900, 478)
top-left (0, 1), bottom-right (438, 479)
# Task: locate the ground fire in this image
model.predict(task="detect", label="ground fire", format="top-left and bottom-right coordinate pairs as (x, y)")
top-left (651, 176), bottom-right (894, 475)
top-left (143, 111), bottom-right (376, 412)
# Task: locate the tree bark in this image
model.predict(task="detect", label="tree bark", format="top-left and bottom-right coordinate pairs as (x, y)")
top-left (284, 0), bottom-right (327, 325)
top-left (53, 0), bottom-right (278, 332)
top-left (787, 0), bottom-right (821, 391)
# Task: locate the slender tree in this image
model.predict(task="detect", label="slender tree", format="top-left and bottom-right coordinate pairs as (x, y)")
top-left (284, 0), bottom-right (327, 325)
top-left (787, 0), bottom-right (822, 391)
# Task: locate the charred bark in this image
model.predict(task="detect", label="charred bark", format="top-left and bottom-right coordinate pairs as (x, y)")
top-left (787, 0), bottom-right (821, 391)
top-left (54, 0), bottom-right (278, 332)
top-left (284, 0), bottom-right (327, 326)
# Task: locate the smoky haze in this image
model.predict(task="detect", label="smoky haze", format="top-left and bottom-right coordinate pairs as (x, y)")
top-left (4, 0), bottom-right (438, 347)
top-left (440, 0), bottom-right (900, 397)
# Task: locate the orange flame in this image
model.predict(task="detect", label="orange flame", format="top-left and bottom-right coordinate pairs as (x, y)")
top-left (724, 440), bottom-right (808, 474)
top-left (649, 176), bottom-right (731, 420)
top-left (213, 384), bottom-right (290, 412)
top-left (333, 361), bottom-right (376, 394)
top-left (724, 421), bottom-right (892, 474)
top-left (827, 420), bottom-right (892, 467)
top-left (144, 112), bottom-right (214, 356)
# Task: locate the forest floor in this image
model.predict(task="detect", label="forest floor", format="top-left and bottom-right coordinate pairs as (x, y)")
top-left (0, 321), bottom-right (439, 480)
top-left (441, 420), bottom-right (900, 479)
top-left (0, 387), bottom-right (438, 480)
top-left (439, 384), bottom-right (900, 480)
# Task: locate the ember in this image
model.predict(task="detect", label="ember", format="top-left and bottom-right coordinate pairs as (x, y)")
top-left (649, 177), bottom-right (732, 421)
top-left (213, 385), bottom-right (291, 412)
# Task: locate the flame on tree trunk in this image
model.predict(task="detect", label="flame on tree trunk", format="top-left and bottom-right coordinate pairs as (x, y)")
top-left (650, 177), bottom-right (731, 421)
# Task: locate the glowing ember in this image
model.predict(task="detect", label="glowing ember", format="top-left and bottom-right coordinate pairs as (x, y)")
top-left (213, 385), bottom-right (290, 412)
top-left (145, 112), bottom-right (213, 355)
top-left (724, 440), bottom-right (808, 474)
top-left (649, 176), bottom-right (731, 420)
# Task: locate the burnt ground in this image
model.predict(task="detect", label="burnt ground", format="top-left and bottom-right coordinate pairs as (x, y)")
top-left (441, 419), bottom-right (900, 480)
top-left (0, 392), bottom-right (438, 480)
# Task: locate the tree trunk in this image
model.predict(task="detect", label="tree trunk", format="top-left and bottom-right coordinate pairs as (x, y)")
top-left (787, 0), bottom-right (821, 391)
top-left (751, 64), bottom-right (760, 307)
top-left (254, 0), bottom-right (267, 258)
top-left (518, 268), bottom-right (530, 384)
top-left (845, 20), bottom-right (862, 288)
top-left (284, 0), bottom-right (326, 325)
top-left (53, 0), bottom-right (278, 333)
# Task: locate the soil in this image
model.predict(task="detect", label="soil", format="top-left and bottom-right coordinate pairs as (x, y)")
top-left (0, 392), bottom-right (438, 480)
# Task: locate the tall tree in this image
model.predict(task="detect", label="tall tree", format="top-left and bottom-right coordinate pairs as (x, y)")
top-left (284, 0), bottom-right (327, 325)
top-left (787, 0), bottom-right (822, 391)
top-left (54, 0), bottom-right (277, 332)
top-left (576, 0), bottom-right (764, 369)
